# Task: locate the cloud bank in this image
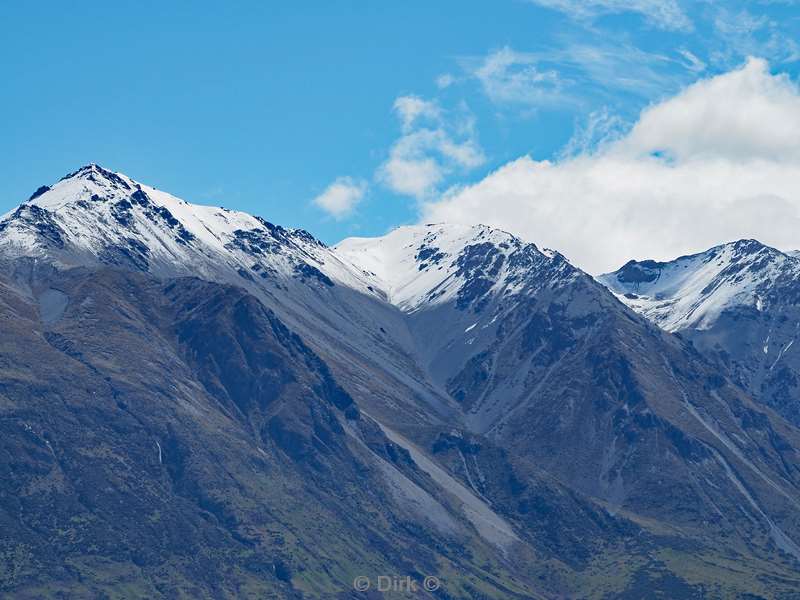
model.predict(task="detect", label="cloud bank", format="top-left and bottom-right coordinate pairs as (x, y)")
top-left (422, 58), bottom-right (800, 274)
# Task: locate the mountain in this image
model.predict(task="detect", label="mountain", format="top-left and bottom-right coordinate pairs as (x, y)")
top-left (1, 163), bottom-right (385, 302)
top-left (599, 240), bottom-right (800, 427)
top-left (3, 165), bottom-right (800, 598)
top-left (335, 223), bottom-right (581, 432)
top-left (2, 166), bottom-right (474, 429)
top-left (1, 262), bottom-right (553, 599)
top-left (597, 240), bottom-right (800, 332)
top-left (340, 225), bottom-right (800, 580)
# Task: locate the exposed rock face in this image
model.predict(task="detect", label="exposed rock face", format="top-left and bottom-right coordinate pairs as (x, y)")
top-left (3, 166), bottom-right (800, 598)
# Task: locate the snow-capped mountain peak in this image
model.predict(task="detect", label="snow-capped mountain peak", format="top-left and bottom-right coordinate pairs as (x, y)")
top-left (0, 164), bottom-right (375, 295)
top-left (336, 223), bottom-right (576, 312)
top-left (598, 239), bottom-right (800, 331)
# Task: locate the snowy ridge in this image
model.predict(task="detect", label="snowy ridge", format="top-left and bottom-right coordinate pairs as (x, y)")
top-left (0, 164), bottom-right (378, 295)
top-left (336, 223), bottom-right (577, 313)
top-left (598, 239), bottom-right (800, 331)
top-left (0, 165), bottom-right (580, 318)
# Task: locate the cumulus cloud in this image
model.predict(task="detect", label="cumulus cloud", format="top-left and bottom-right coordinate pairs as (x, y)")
top-left (620, 57), bottom-right (800, 161)
top-left (528, 0), bottom-right (692, 32)
top-left (378, 96), bottom-right (485, 199)
top-left (422, 58), bottom-right (800, 274)
top-left (313, 177), bottom-right (367, 219)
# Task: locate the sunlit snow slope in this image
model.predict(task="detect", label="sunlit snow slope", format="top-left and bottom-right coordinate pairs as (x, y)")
top-left (336, 223), bottom-right (573, 313)
top-left (598, 239), bottom-right (800, 332)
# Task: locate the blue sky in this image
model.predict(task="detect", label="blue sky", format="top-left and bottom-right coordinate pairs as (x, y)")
top-left (2, 0), bottom-right (800, 258)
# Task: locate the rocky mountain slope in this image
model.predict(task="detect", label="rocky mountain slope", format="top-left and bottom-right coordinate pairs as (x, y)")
top-left (600, 240), bottom-right (800, 428)
top-left (1, 262), bottom-right (555, 599)
top-left (3, 165), bottom-right (800, 598)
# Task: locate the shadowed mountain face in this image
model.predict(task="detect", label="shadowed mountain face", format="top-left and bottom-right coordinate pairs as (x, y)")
top-left (3, 166), bottom-right (800, 598)
top-left (1, 264), bottom-right (563, 599)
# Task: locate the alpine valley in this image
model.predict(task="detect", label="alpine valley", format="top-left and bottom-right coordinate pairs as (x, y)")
top-left (3, 164), bottom-right (800, 599)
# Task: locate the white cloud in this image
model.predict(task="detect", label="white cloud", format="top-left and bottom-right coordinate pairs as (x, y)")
top-left (528, 0), bottom-right (692, 31)
top-left (422, 58), bottom-right (800, 274)
top-left (559, 107), bottom-right (627, 158)
top-left (621, 58), bottom-right (800, 161)
top-left (379, 151), bottom-right (442, 198)
top-left (462, 43), bottom-right (698, 112)
top-left (472, 47), bottom-right (564, 106)
top-left (313, 177), bottom-right (367, 219)
top-left (549, 42), bottom-right (674, 98)
top-left (378, 97), bottom-right (485, 199)
top-left (393, 95), bottom-right (441, 132)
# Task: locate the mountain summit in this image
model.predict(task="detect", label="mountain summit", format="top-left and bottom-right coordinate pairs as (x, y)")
top-left (1, 163), bottom-right (374, 294)
top-left (598, 239), bottom-right (800, 331)
top-left (337, 223), bottom-right (574, 312)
